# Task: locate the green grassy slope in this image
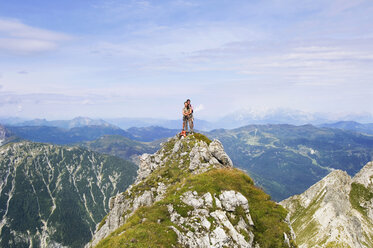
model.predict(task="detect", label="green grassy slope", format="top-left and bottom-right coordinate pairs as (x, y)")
top-left (93, 134), bottom-right (295, 248)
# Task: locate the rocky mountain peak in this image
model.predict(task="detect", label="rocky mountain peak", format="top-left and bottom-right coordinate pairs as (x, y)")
top-left (353, 161), bottom-right (373, 189)
top-left (87, 133), bottom-right (295, 248)
top-left (280, 162), bottom-right (373, 247)
top-left (135, 134), bottom-right (233, 184)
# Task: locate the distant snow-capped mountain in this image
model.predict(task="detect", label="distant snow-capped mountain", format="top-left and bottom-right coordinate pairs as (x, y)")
top-left (215, 108), bottom-right (373, 129)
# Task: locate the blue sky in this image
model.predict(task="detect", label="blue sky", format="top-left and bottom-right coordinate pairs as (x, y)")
top-left (0, 0), bottom-right (372, 120)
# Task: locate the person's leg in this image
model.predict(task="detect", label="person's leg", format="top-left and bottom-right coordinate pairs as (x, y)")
top-left (182, 116), bottom-right (186, 130)
top-left (189, 116), bottom-right (194, 133)
top-left (185, 118), bottom-right (189, 131)
top-left (188, 119), bottom-right (192, 133)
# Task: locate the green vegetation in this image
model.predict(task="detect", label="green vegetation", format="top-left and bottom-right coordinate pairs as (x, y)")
top-left (208, 124), bottom-right (373, 200)
top-left (80, 135), bottom-right (158, 161)
top-left (97, 214), bottom-right (108, 231)
top-left (0, 141), bottom-right (137, 248)
top-left (286, 191), bottom-right (326, 246)
top-left (96, 168), bottom-right (291, 248)
top-left (324, 241), bottom-right (351, 248)
top-left (95, 134), bottom-right (292, 248)
top-left (349, 182), bottom-right (373, 217)
top-left (192, 132), bottom-right (212, 145)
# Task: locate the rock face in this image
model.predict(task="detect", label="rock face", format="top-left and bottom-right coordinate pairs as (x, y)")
top-left (280, 161), bottom-right (373, 247)
top-left (0, 141), bottom-right (137, 248)
top-left (0, 125), bottom-right (12, 146)
top-left (87, 134), bottom-right (295, 248)
top-left (169, 190), bottom-right (255, 248)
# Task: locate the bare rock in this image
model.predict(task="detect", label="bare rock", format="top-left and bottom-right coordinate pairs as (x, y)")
top-left (209, 140), bottom-right (233, 167)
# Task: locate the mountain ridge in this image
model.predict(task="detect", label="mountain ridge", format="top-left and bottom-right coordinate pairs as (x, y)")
top-left (13, 117), bottom-right (116, 129)
top-left (0, 141), bottom-right (137, 248)
top-left (208, 124), bottom-right (373, 200)
top-left (87, 133), bottom-right (296, 248)
top-left (280, 161), bottom-right (373, 247)
top-left (0, 125), bottom-right (17, 146)
top-left (320, 121), bottom-right (373, 135)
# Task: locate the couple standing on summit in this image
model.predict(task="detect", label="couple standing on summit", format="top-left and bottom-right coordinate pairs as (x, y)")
top-left (182, 99), bottom-right (194, 133)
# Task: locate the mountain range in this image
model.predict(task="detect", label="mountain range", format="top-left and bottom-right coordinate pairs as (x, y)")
top-left (80, 135), bottom-right (159, 163)
top-left (207, 124), bottom-right (373, 201)
top-left (2, 109), bottom-right (373, 131)
top-left (5, 125), bottom-right (132, 145)
top-left (216, 109), bottom-right (373, 129)
top-left (12, 117), bottom-right (116, 129)
top-left (4, 120), bottom-right (373, 202)
top-left (320, 121), bottom-right (373, 135)
top-left (1, 118), bottom-right (373, 247)
top-left (5, 124), bottom-right (176, 145)
top-left (0, 141), bottom-right (137, 248)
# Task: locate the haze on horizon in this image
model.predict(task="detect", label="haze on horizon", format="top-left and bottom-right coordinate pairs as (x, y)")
top-left (0, 0), bottom-right (372, 121)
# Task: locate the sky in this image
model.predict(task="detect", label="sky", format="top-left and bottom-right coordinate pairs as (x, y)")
top-left (0, 0), bottom-right (372, 121)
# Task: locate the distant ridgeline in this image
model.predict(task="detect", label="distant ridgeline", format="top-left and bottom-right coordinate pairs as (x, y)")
top-left (208, 124), bottom-right (373, 201)
top-left (0, 141), bottom-right (137, 248)
top-left (6, 124), bottom-right (178, 145)
top-left (5, 122), bottom-right (373, 202)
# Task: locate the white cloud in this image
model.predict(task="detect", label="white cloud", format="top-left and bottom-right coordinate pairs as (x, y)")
top-left (0, 38), bottom-right (57, 54)
top-left (0, 18), bottom-right (72, 54)
top-left (194, 104), bottom-right (204, 112)
top-left (93, 23), bottom-right (261, 59)
top-left (17, 105), bottom-right (23, 113)
top-left (0, 19), bottom-right (71, 40)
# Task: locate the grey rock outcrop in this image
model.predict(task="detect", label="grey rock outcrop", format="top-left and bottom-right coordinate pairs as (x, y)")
top-left (353, 161), bottom-right (373, 188)
top-left (87, 135), bottom-right (234, 247)
top-left (208, 139), bottom-right (233, 167)
top-left (0, 125), bottom-right (12, 146)
top-left (281, 162), bottom-right (373, 247)
top-left (169, 190), bottom-right (255, 248)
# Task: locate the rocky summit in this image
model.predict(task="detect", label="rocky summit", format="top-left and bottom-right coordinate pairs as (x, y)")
top-left (87, 133), bottom-right (295, 248)
top-left (280, 161), bottom-right (373, 247)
